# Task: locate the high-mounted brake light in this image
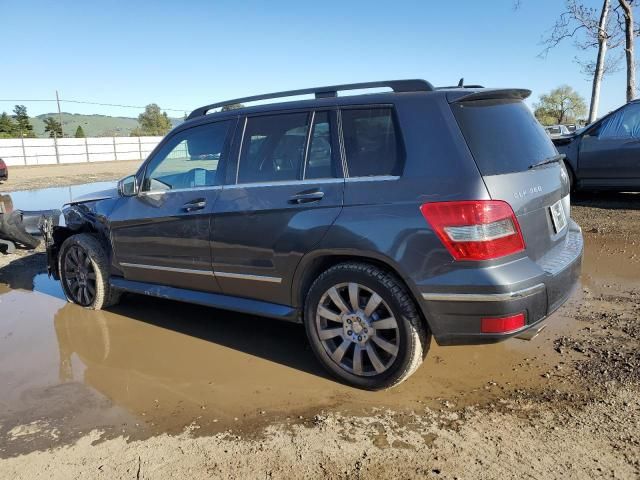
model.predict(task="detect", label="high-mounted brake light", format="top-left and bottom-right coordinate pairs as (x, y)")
top-left (420, 200), bottom-right (525, 261)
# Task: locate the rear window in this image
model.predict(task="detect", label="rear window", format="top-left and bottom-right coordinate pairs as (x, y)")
top-left (451, 100), bottom-right (556, 176)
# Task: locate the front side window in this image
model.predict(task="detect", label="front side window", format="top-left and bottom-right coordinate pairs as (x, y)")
top-left (341, 108), bottom-right (404, 177)
top-left (597, 104), bottom-right (640, 139)
top-left (238, 113), bottom-right (309, 183)
top-left (143, 121), bottom-right (231, 191)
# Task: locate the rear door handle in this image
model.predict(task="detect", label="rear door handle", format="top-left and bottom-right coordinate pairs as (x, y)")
top-left (183, 198), bottom-right (207, 212)
top-left (288, 190), bottom-right (325, 204)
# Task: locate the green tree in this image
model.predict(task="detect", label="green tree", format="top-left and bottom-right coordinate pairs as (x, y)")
top-left (74, 125), bottom-right (86, 138)
top-left (12, 105), bottom-right (35, 137)
top-left (533, 85), bottom-right (587, 125)
top-left (221, 103), bottom-right (245, 112)
top-left (43, 117), bottom-right (63, 138)
top-left (0, 112), bottom-right (17, 138)
top-left (135, 103), bottom-right (172, 136)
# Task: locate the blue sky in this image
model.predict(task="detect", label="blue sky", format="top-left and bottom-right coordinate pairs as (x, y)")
top-left (0, 0), bottom-right (631, 119)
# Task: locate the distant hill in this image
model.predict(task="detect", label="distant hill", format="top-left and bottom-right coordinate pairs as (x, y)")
top-left (29, 113), bottom-right (183, 138)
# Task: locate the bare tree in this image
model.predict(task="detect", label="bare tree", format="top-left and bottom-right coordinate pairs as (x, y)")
top-left (618, 0), bottom-right (637, 101)
top-left (539, 0), bottom-right (622, 123)
top-left (590, 1), bottom-right (613, 121)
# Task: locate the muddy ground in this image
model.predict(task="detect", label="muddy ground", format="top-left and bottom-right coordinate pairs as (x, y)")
top-left (0, 166), bottom-right (638, 479)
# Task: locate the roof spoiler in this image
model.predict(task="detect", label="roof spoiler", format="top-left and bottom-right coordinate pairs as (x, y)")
top-left (450, 88), bottom-right (531, 103)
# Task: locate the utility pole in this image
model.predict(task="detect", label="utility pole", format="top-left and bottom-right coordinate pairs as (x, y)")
top-left (56, 90), bottom-right (64, 137)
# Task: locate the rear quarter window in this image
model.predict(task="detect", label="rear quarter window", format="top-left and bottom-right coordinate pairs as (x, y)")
top-left (341, 108), bottom-right (404, 177)
top-left (452, 100), bottom-right (556, 176)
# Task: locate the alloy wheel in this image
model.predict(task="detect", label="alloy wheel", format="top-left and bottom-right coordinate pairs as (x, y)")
top-left (63, 245), bottom-right (97, 307)
top-left (315, 282), bottom-right (400, 377)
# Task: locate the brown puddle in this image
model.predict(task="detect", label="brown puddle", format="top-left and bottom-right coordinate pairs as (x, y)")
top-left (0, 255), bottom-right (584, 458)
top-left (0, 188), bottom-right (638, 458)
top-left (581, 235), bottom-right (640, 292)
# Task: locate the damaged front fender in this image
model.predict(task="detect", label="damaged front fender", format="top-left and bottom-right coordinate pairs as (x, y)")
top-left (44, 199), bottom-right (117, 279)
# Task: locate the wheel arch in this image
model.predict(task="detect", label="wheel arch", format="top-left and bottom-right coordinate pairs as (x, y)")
top-left (291, 250), bottom-right (432, 332)
top-left (48, 219), bottom-right (112, 279)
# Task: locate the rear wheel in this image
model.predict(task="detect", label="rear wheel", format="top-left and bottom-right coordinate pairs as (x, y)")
top-left (59, 233), bottom-right (120, 310)
top-left (564, 161), bottom-right (576, 192)
top-left (304, 262), bottom-right (429, 390)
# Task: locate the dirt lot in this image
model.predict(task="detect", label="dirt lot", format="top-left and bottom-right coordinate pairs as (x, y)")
top-left (0, 165), bottom-right (638, 479)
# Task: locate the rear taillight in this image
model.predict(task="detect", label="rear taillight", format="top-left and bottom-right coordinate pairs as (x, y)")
top-left (481, 313), bottom-right (526, 333)
top-left (420, 200), bottom-right (525, 261)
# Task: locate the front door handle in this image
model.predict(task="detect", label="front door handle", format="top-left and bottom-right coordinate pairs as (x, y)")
top-left (288, 190), bottom-right (325, 204)
top-left (183, 198), bottom-right (207, 212)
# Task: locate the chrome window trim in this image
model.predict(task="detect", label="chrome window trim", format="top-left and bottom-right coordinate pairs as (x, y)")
top-left (214, 271), bottom-right (282, 284)
top-left (138, 185), bottom-right (223, 197)
top-left (421, 283), bottom-right (545, 302)
top-left (120, 262), bottom-right (215, 276)
top-left (345, 175), bottom-right (400, 182)
top-left (302, 111), bottom-right (315, 180)
top-left (222, 178), bottom-right (344, 189)
top-left (337, 109), bottom-right (349, 177)
top-left (235, 116), bottom-right (249, 185)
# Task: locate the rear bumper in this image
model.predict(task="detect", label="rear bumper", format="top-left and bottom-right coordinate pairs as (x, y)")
top-left (417, 221), bottom-right (583, 345)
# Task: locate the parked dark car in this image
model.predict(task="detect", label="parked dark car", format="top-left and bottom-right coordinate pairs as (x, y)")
top-left (44, 80), bottom-right (583, 390)
top-left (554, 100), bottom-right (640, 191)
top-left (0, 158), bottom-right (7, 182)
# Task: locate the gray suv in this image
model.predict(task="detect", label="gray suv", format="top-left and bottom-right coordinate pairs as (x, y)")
top-left (44, 80), bottom-right (583, 390)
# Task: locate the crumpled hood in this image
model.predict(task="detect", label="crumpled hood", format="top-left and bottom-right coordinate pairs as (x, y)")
top-left (67, 187), bottom-right (119, 205)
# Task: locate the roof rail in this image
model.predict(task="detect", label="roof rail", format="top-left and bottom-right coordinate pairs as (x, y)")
top-left (186, 79), bottom-right (434, 120)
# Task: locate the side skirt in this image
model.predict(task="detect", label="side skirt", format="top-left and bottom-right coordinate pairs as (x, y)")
top-left (110, 277), bottom-right (300, 323)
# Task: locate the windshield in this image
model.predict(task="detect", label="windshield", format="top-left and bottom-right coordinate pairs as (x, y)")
top-left (451, 99), bottom-right (557, 176)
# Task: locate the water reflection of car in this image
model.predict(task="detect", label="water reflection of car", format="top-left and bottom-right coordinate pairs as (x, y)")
top-left (0, 158), bottom-right (8, 182)
top-left (553, 100), bottom-right (640, 191)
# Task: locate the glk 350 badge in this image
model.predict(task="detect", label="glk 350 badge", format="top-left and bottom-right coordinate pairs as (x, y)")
top-left (514, 185), bottom-right (543, 199)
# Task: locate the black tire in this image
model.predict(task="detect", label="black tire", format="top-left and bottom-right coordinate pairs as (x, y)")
top-left (58, 233), bottom-right (121, 310)
top-left (304, 262), bottom-right (430, 390)
top-left (564, 161), bottom-right (576, 192)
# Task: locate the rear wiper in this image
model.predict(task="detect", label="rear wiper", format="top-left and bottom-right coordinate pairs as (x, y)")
top-left (528, 154), bottom-right (565, 170)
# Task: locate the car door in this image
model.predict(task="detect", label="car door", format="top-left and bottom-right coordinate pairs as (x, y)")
top-left (579, 103), bottom-right (640, 186)
top-left (211, 110), bottom-right (344, 306)
top-left (109, 118), bottom-right (237, 292)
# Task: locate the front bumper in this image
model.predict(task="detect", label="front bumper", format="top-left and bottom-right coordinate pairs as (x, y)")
top-left (418, 222), bottom-right (583, 345)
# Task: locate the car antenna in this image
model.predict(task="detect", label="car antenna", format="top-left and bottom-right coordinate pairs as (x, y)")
top-left (457, 78), bottom-right (464, 87)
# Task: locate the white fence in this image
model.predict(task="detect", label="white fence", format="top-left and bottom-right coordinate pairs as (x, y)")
top-left (0, 136), bottom-right (163, 166)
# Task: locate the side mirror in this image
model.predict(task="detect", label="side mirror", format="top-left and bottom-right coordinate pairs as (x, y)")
top-left (118, 175), bottom-right (138, 197)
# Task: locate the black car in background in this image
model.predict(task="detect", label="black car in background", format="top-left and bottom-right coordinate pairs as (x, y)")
top-left (44, 80), bottom-right (583, 390)
top-left (554, 100), bottom-right (640, 191)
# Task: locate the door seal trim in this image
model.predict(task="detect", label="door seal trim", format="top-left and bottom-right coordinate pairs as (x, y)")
top-left (120, 262), bottom-right (215, 276)
top-left (214, 271), bottom-right (282, 284)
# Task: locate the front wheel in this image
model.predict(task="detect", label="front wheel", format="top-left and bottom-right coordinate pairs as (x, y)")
top-left (304, 262), bottom-right (430, 390)
top-left (58, 233), bottom-right (121, 310)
